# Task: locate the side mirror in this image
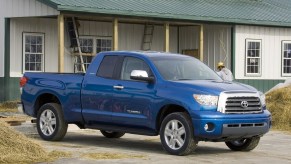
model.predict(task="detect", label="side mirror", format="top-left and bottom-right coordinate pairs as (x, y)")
top-left (130, 70), bottom-right (155, 83)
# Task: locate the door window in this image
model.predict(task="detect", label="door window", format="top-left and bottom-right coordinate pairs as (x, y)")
top-left (121, 57), bottom-right (152, 81)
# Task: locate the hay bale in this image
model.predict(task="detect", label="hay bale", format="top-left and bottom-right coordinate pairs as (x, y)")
top-left (266, 86), bottom-right (291, 131)
top-left (0, 101), bottom-right (18, 112)
top-left (0, 121), bottom-right (49, 163)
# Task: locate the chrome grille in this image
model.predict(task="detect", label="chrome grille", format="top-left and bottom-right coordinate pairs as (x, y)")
top-left (225, 96), bottom-right (262, 114)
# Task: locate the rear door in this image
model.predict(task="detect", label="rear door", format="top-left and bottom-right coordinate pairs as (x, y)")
top-left (81, 55), bottom-right (122, 125)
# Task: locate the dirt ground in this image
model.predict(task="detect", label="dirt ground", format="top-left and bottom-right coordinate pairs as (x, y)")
top-left (9, 118), bottom-right (291, 164)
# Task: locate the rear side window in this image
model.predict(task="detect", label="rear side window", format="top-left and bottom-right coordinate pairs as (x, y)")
top-left (97, 56), bottom-right (119, 78)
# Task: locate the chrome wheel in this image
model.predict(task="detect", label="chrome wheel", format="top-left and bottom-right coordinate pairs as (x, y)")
top-left (164, 119), bottom-right (186, 150)
top-left (39, 109), bottom-right (57, 136)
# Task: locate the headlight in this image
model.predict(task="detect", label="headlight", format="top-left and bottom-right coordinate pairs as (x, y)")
top-left (193, 94), bottom-right (218, 106)
top-left (259, 92), bottom-right (266, 107)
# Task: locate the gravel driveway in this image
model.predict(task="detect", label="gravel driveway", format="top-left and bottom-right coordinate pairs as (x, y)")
top-left (12, 122), bottom-right (291, 164)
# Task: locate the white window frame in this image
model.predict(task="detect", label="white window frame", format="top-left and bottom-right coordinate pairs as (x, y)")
top-left (75, 36), bottom-right (112, 72)
top-left (282, 41), bottom-right (291, 76)
top-left (245, 39), bottom-right (262, 76)
top-left (23, 33), bottom-right (45, 72)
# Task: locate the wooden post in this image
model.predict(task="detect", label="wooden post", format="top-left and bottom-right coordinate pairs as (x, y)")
top-left (113, 18), bottom-right (118, 51)
top-left (164, 22), bottom-right (170, 52)
top-left (58, 14), bottom-right (65, 72)
top-left (199, 24), bottom-right (204, 62)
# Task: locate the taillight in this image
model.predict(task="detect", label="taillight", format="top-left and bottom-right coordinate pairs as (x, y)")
top-left (20, 76), bottom-right (28, 87)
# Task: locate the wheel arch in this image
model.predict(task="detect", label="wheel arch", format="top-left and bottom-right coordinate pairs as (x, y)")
top-left (34, 93), bottom-right (62, 117)
top-left (156, 104), bottom-right (191, 133)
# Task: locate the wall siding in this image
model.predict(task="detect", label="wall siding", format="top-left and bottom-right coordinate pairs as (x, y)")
top-left (235, 25), bottom-right (291, 80)
top-left (236, 79), bottom-right (285, 93)
top-left (10, 18), bottom-right (59, 77)
top-left (0, 0), bottom-right (59, 78)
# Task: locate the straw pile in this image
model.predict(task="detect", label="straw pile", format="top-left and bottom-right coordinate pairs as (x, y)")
top-left (0, 101), bottom-right (18, 112)
top-left (266, 86), bottom-right (291, 131)
top-left (0, 120), bottom-right (48, 163)
top-left (0, 120), bottom-right (71, 163)
top-left (81, 152), bottom-right (146, 160)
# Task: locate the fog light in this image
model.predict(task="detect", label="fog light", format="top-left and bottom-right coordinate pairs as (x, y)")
top-left (204, 123), bottom-right (215, 132)
top-left (204, 124), bottom-right (209, 131)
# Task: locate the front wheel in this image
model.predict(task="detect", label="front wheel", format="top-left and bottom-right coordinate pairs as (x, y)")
top-left (100, 130), bottom-right (125, 138)
top-left (225, 136), bottom-right (260, 151)
top-left (160, 112), bottom-right (197, 155)
top-left (36, 103), bottom-right (68, 141)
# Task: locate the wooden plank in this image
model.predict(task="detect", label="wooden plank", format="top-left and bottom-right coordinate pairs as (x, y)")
top-left (113, 18), bottom-right (118, 50)
top-left (58, 14), bottom-right (64, 73)
top-left (164, 22), bottom-right (169, 52)
top-left (199, 24), bottom-right (204, 61)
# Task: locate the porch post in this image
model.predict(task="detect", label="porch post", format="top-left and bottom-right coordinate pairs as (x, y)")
top-left (199, 24), bottom-right (204, 61)
top-left (164, 22), bottom-right (170, 52)
top-left (58, 13), bottom-right (65, 73)
top-left (113, 18), bottom-right (118, 51)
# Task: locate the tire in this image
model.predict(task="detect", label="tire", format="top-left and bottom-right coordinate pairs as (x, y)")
top-left (100, 130), bottom-right (125, 138)
top-left (160, 112), bottom-right (197, 155)
top-left (225, 136), bottom-right (260, 151)
top-left (36, 103), bottom-right (68, 141)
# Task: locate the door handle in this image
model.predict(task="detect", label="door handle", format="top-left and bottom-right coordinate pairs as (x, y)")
top-left (113, 85), bottom-right (124, 89)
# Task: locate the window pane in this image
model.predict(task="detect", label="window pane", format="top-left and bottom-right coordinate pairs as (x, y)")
top-left (25, 36), bottom-right (30, 44)
top-left (25, 63), bottom-right (29, 71)
top-left (35, 63), bottom-right (41, 71)
top-left (31, 36), bottom-right (36, 44)
top-left (29, 63), bottom-right (35, 71)
top-left (25, 54), bottom-right (29, 62)
top-left (96, 48), bottom-right (101, 53)
top-left (97, 39), bottom-right (101, 47)
top-left (36, 54), bottom-right (41, 62)
top-left (37, 36), bottom-right (42, 44)
top-left (97, 56), bottom-right (119, 78)
top-left (31, 45), bottom-right (36, 53)
top-left (25, 44), bottom-right (30, 53)
top-left (30, 54), bottom-right (36, 62)
top-left (288, 43), bottom-right (291, 50)
top-left (255, 50), bottom-right (260, 57)
top-left (36, 45), bottom-right (42, 53)
top-left (106, 40), bottom-right (111, 47)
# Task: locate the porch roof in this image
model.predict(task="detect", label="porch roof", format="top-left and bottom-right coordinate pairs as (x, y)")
top-left (38, 0), bottom-right (291, 27)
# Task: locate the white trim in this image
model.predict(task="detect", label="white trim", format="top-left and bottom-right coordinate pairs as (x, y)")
top-left (22, 33), bottom-right (45, 72)
top-left (245, 39), bottom-right (262, 76)
top-left (282, 41), bottom-right (291, 77)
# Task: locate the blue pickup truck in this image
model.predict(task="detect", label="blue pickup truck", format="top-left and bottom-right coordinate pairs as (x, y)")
top-left (20, 51), bottom-right (271, 155)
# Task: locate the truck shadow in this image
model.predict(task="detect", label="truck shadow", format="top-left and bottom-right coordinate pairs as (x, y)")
top-left (55, 131), bottom-right (233, 156)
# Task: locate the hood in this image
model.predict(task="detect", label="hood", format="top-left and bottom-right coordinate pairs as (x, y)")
top-left (169, 80), bottom-right (257, 95)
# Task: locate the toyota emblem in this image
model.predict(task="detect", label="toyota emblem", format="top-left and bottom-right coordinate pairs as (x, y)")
top-left (241, 101), bottom-right (248, 108)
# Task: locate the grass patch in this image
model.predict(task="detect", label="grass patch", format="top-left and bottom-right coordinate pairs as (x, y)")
top-left (0, 101), bottom-right (18, 112)
top-left (0, 120), bottom-right (71, 163)
top-left (81, 152), bottom-right (146, 160)
top-left (266, 86), bottom-right (291, 131)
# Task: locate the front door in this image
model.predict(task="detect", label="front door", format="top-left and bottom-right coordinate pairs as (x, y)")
top-left (111, 56), bottom-right (156, 129)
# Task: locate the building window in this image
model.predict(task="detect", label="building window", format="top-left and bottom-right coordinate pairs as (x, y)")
top-left (75, 37), bottom-right (112, 72)
top-left (282, 41), bottom-right (291, 76)
top-left (245, 39), bottom-right (261, 76)
top-left (23, 33), bottom-right (44, 72)
top-left (79, 38), bottom-right (93, 53)
top-left (96, 38), bottom-right (112, 53)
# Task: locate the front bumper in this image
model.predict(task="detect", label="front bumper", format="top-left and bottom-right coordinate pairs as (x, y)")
top-left (191, 110), bottom-right (271, 141)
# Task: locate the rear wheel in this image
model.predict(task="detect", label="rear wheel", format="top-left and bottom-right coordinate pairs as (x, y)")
top-left (225, 136), bottom-right (260, 151)
top-left (160, 112), bottom-right (197, 155)
top-left (36, 103), bottom-right (68, 141)
top-left (100, 130), bottom-right (125, 138)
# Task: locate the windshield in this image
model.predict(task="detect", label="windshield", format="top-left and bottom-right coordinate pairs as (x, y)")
top-left (151, 56), bottom-right (222, 81)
